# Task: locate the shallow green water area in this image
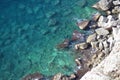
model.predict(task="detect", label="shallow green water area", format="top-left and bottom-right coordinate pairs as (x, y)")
top-left (0, 0), bottom-right (98, 79)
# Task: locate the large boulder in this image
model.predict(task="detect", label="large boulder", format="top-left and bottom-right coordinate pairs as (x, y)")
top-left (113, 0), bottom-right (120, 6)
top-left (86, 33), bottom-right (97, 43)
top-left (92, 12), bottom-right (101, 21)
top-left (77, 20), bottom-right (90, 30)
top-left (95, 28), bottom-right (109, 36)
top-left (92, 0), bottom-right (112, 11)
top-left (112, 6), bottom-right (120, 14)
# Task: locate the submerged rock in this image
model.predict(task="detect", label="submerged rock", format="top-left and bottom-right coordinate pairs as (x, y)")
top-left (46, 11), bottom-right (56, 18)
top-left (76, 0), bottom-right (87, 8)
top-left (76, 66), bottom-right (90, 79)
top-left (48, 18), bottom-right (57, 26)
top-left (57, 39), bottom-right (70, 49)
top-left (63, 9), bottom-right (72, 16)
top-left (71, 30), bottom-right (85, 42)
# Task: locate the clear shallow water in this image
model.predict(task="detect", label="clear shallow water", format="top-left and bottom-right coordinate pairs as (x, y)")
top-left (0, 0), bottom-right (98, 79)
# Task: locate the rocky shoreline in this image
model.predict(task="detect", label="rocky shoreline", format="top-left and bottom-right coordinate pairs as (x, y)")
top-left (22, 0), bottom-right (120, 80)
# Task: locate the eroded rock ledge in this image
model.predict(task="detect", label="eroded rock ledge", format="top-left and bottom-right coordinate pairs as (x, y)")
top-left (80, 0), bottom-right (120, 79)
top-left (80, 28), bottom-right (120, 80)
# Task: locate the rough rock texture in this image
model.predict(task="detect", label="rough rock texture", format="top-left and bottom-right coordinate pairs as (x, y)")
top-left (52, 73), bottom-right (62, 80)
top-left (92, 12), bottom-right (101, 21)
top-left (92, 0), bottom-right (112, 11)
top-left (80, 28), bottom-right (120, 80)
top-left (86, 33), bottom-right (97, 43)
top-left (113, 0), bottom-right (120, 6)
top-left (75, 42), bottom-right (88, 50)
top-left (95, 28), bottom-right (109, 36)
top-left (77, 20), bottom-right (89, 30)
top-left (22, 72), bottom-right (44, 80)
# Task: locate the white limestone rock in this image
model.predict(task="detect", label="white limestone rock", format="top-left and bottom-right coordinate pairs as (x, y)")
top-left (80, 27), bottom-right (120, 80)
top-left (95, 28), bottom-right (109, 36)
top-left (113, 0), bottom-right (120, 6)
top-left (92, 0), bottom-right (112, 11)
top-left (86, 33), bottom-right (97, 43)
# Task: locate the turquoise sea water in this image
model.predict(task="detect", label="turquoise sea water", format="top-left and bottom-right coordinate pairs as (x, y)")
top-left (0, 0), bottom-right (98, 80)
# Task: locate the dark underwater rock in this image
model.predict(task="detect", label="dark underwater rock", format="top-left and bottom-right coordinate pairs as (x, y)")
top-left (48, 18), bottom-right (58, 27)
top-left (57, 39), bottom-right (70, 49)
top-left (46, 11), bottom-right (56, 18)
top-left (76, 0), bottom-right (87, 8)
top-left (71, 30), bottom-right (85, 42)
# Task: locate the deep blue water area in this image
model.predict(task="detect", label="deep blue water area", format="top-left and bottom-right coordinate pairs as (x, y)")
top-left (0, 0), bottom-right (99, 79)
